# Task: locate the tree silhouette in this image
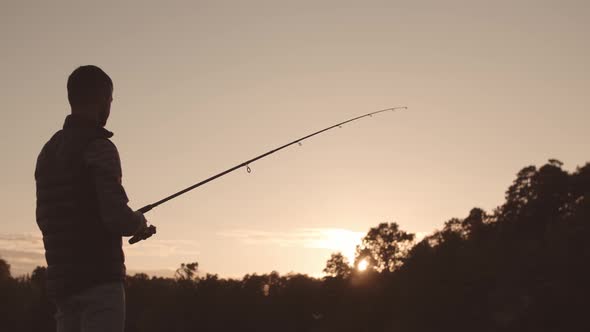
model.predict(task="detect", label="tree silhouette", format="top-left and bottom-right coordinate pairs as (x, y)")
top-left (0, 258), bottom-right (10, 281)
top-left (323, 252), bottom-right (352, 278)
top-left (355, 222), bottom-right (415, 272)
top-left (175, 262), bottom-right (199, 281)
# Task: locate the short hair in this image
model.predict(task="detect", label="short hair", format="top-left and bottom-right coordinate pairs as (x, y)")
top-left (67, 65), bottom-right (113, 108)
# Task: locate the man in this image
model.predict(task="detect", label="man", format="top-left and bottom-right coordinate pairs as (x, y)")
top-left (35, 65), bottom-right (155, 332)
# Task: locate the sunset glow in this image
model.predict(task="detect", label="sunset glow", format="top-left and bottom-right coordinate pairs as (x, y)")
top-left (2, 1), bottom-right (589, 330)
top-left (357, 259), bottom-right (369, 272)
top-left (309, 229), bottom-right (364, 265)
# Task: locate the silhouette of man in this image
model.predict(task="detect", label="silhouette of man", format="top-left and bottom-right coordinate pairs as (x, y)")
top-left (35, 65), bottom-right (155, 332)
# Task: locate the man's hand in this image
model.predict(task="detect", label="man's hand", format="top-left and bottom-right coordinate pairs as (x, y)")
top-left (129, 211), bottom-right (157, 244)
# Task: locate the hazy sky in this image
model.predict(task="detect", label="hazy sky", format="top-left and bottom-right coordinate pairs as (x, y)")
top-left (1, 0), bottom-right (588, 277)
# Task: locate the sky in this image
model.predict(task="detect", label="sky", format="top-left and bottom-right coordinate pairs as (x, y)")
top-left (1, 0), bottom-right (588, 278)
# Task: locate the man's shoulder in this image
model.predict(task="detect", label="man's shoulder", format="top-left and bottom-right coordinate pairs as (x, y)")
top-left (39, 130), bottom-right (64, 151)
top-left (35, 130), bottom-right (65, 164)
top-left (87, 137), bottom-right (117, 150)
top-left (35, 131), bottom-right (64, 178)
top-left (85, 138), bottom-right (121, 164)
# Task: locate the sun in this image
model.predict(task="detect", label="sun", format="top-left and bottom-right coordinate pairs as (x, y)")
top-left (357, 259), bottom-right (369, 272)
top-left (311, 228), bottom-right (364, 264)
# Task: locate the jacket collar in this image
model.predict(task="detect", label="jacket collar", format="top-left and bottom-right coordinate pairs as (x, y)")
top-left (63, 114), bottom-right (114, 138)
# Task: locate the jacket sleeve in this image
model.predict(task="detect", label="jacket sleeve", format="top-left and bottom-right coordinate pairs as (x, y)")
top-left (84, 138), bottom-right (144, 236)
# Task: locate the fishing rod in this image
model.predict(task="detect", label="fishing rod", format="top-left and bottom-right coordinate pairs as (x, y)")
top-left (129, 106), bottom-right (407, 244)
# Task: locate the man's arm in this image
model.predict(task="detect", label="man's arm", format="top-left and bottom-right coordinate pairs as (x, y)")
top-left (84, 139), bottom-right (146, 236)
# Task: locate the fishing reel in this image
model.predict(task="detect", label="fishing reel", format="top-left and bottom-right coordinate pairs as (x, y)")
top-left (129, 224), bottom-right (157, 244)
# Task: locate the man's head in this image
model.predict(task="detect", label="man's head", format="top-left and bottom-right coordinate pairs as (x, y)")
top-left (67, 65), bottom-right (113, 127)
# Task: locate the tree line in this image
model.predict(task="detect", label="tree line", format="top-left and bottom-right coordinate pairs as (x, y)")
top-left (1, 160), bottom-right (588, 331)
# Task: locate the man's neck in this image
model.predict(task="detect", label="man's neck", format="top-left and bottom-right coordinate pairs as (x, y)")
top-left (70, 109), bottom-right (100, 125)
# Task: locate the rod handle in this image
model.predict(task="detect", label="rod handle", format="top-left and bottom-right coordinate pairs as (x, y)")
top-left (128, 204), bottom-right (156, 245)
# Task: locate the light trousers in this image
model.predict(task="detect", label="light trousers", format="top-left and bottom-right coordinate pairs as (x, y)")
top-left (54, 282), bottom-right (125, 332)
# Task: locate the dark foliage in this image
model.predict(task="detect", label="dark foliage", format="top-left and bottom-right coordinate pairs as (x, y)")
top-left (2, 160), bottom-right (588, 331)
